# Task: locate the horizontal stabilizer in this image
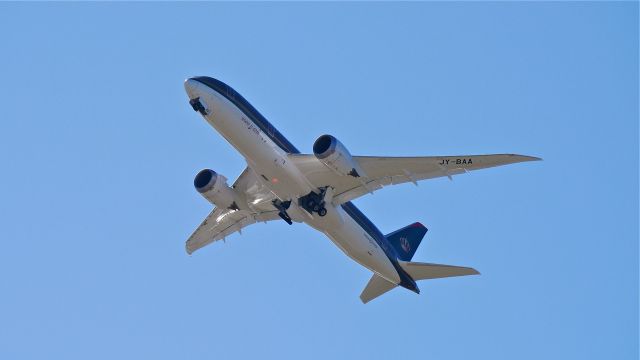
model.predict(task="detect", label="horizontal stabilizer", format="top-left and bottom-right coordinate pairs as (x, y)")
top-left (360, 274), bottom-right (397, 304)
top-left (399, 261), bottom-right (480, 281)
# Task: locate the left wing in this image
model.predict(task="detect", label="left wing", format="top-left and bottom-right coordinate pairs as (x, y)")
top-left (288, 153), bottom-right (540, 205)
top-left (186, 166), bottom-right (280, 254)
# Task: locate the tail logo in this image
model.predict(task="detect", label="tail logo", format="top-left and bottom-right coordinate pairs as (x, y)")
top-left (400, 237), bottom-right (411, 253)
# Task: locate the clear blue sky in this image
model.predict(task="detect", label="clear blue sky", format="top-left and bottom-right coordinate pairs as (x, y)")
top-left (0, 2), bottom-right (637, 359)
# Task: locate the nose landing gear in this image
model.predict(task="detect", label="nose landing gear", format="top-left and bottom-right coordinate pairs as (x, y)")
top-left (189, 97), bottom-right (208, 116)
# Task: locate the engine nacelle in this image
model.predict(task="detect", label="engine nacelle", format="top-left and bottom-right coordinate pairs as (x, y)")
top-left (194, 169), bottom-right (242, 210)
top-left (313, 134), bottom-right (365, 178)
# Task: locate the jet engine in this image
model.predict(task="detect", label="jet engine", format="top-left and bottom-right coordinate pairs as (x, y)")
top-left (313, 134), bottom-right (365, 178)
top-left (194, 169), bottom-right (242, 210)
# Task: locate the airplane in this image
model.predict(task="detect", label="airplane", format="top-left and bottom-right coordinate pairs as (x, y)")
top-left (183, 76), bottom-right (540, 303)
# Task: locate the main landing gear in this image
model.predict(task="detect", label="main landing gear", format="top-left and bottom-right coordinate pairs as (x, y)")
top-left (272, 188), bottom-right (330, 225)
top-left (272, 199), bottom-right (293, 225)
top-left (298, 188), bottom-right (328, 217)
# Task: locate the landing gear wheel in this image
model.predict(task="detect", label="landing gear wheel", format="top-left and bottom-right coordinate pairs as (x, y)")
top-left (299, 190), bottom-right (329, 216)
top-left (306, 199), bottom-right (316, 210)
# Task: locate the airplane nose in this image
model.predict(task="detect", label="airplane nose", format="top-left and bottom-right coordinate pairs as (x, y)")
top-left (184, 78), bottom-right (209, 115)
top-left (184, 77), bottom-right (199, 97)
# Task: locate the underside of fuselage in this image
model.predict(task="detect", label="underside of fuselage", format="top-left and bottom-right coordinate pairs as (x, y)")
top-left (184, 76), bottom-right (415, 289)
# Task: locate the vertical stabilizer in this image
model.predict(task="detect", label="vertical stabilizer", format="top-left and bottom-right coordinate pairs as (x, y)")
top-left (385, 222), bottom-right (428, 261)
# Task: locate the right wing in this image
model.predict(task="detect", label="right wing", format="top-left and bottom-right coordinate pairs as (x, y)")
top-left (289, 153), bottom-right (540, 205)
top-left (186, 166), bottom-right (280, 254)
top-left (186, 207), bottom-right (280, 254)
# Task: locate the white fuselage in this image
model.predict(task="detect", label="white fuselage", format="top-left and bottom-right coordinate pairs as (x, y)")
top-left (185, 79), bottom-right (401, 284)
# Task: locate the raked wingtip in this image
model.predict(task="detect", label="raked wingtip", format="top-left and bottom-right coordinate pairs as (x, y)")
top-left (513, 154), bottom-right (542, 162)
